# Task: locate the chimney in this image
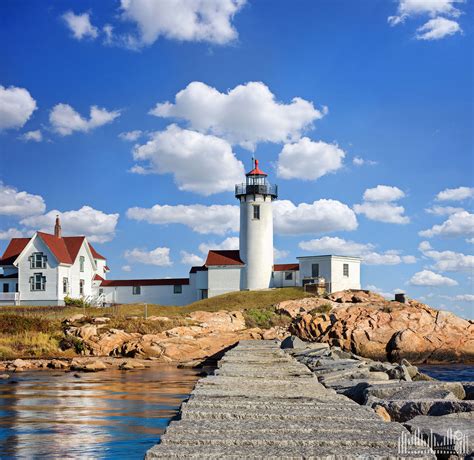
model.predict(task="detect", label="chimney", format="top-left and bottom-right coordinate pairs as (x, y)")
top-left (54, 215), bottom-right (62, 238)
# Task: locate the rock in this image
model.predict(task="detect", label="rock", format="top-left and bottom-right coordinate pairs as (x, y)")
top-left (327, 290), bottom-right (386, 304)
top-left (404, 412), bottom-right (473, 457)
top-left (73, 324), bottom-right (98, 341)
top-left (373, 404), bottom-right (391, 422)
top-left (71, 359), bottom-right (107, 372)
top-left (0, 374), bottom-right (10, 379)
top-left (11, 359), bottom-right (32, 370)
top-left (462, 382), bottom-right (474, 400)
top-left (119, 360), bottom-right (145, 370)
top-left (280, 335), bottom-right (306, 349)
top-left (92, 317), bottom-right (110, 324)
top-left (66, 314), bottom-right (86, 323)
top-left (387, 365), bottom-right (412, 381)
top-left (188, 311), bottom-right (246, 332)
top-left (47, 359), bottom-right (69, 370)
top-left (275, 298), bottom-right (337, 318)
top-left (147, 316), bottom-right (171, 322)
top-left (261, 327), bottom-right (288, 340)
top-left (291, 297), bottom-right (474, 364)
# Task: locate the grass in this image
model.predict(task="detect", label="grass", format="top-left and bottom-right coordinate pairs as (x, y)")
top-left (243, 306), bottom-right (291, 329)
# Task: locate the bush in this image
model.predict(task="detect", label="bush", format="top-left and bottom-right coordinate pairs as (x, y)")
top-left (59, 335), bottom-right (85, 354)
top-left (64, 296), bottom-right (89, 308)
top-left (309, 304), bottom-right (333, 316)
top-left (243, 306), bottom-right (291, 329)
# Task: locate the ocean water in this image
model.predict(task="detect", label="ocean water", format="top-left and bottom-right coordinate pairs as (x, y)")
top-left (0, 365), bottom-right (200, 459)
top-left (418, 364), bottom-right (474, 382)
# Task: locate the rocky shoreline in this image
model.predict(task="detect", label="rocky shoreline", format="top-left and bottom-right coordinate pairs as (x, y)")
top-left (282, 336), bottom-right (473, 457)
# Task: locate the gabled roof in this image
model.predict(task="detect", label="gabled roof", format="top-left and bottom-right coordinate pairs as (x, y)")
top-left (205, 250), bottom-right (244, 267)
top-left (93, 274), bottom-right (104, 281)
top-left (274, 263), bottom-right (299, 272)
top-left (0, 232), bottom-right (107, 266)
top-left (189, 265), bottom-right (208, 274)
top-left (100, 278), bottom-right (189, 287)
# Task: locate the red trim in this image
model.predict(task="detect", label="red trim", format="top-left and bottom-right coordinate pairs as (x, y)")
top-left (205, 250), bottom-right (244, 266)
top-left (101, 278), bottom-right (189, 287)
top-left (89, 244), bottom-right (106, 260)
top-left (274, 263), bottom-right (299, 271)
top-left (93, 274), bottom-right (104, 281)
top-left (246, 159), bottom-right (267, 176)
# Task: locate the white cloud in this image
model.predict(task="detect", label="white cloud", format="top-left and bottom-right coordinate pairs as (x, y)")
top-left (0, 85), bottom-right (37, 131)
top-left (388, 0), bottom-right (464, 25)
top-left (455, 294), bottom-right (474, 302)
top-left (127, 203), bottom-right (239, 235)
top-left (50, 103), bottom-right (121, 136)
top-left (353, 156), bottom-right (377, 166)
top-left (467, 238), bottom-right (474, 244)
top-left (274, 248), bottom-right (289, 260)
top-left (119, 130), bottom-right (143, 141)
top-left (124, 246), bottom-right (172, 266)
top-left (273, 199), bottom-right (357, 235)
top-left (365, 284), bottom-right (396, 299)
top-left (418, 240), bottom-right (474, 272)
top-left (180, 251), bottom-right (204, 266)
top-left (354, 202), bottom-right (409, 224)
top-left (198, 236), bottom-right (239, 255)
top-left (298, 236), bottom-right (416, 265)
top-left (409, 269), bottom-right (458, 287)
top-left (276, 138), bottom-right (345, 180)
top-left (19, 129), bottom-right (42, 142)
top-left (21, 206), bottom-right (119, 243)
top-left (150, 81), bottom-right (326, 150)
top-left (121, 265), bottom-right (132, 272)
top-left (419, 211), bottom-right (474, 238)
top-left (62, 11), bottom-right (99, 40)
top-left (0, 183), bottom-right (46, 217)
top-left (0, 228), bottom-right (30, 240)
top-left (416, 17), bottom-right (462, 40)
top-left (425, 205), bottom-right (465, 216)
top-left (436, 186), bottom-right (474, 201)
top-left (363, 185), bottom-right (405, 202)
top-left (132, 124), bottom-right (244, 195)
top-left (119, 0), bottom-right (246, 47)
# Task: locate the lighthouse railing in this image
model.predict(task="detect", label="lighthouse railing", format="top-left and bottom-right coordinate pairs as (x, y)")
top-left (235, 183), bottom-right (278, 197)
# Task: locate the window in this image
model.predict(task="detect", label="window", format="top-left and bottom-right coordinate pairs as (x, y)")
top-left (311, 263), bottom-right (319, 278)
top-left (30, 252), bottom-right (47, 269)
top-left (99, 288), bottom-right (103, 295)
top-left (132, 285), bottom-right (141, 295)
top-left (30, 273), bottom-right (46, 291)
top-left (285, 272), bottom-right (293, 281)
top-left (3, 284), bottom-right (8, 293)
top-left (79, 256), bottom-right (85, 272)
top-left (63, 277), bottom-right (69, 295)
top-left (79, 279), bottom-right (85, 296)
top-left (253, 204), bottom-right (260, 220)
top-left (174, 284), bottom-right (183, 294)
top-left (15, 283), bottom-right (18, 293)
top-left (343, 263), bottom-right (349, 277)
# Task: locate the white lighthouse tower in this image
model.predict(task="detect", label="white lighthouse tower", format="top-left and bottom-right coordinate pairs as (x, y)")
top-left (235, 159), bottom-right (278, 290)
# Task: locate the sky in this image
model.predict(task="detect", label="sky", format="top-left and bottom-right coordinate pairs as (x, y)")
top-left (0, 0), bottom-right (473, 317)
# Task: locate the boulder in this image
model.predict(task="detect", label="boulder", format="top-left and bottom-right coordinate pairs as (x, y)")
top-left (66, 314), bottom-right (86, 323)
top-left (275, 298), bottom-right (337, 318)
top-left (188, 310), bottom-right (246, 332)
top-left (462, 382), bottom-right (474, 400)
top-left (404, 412), bottom-right (473, 457)
top-left (327, 290), bottom-right (386, 304)
top-left (0, 374), bottom-right (10, 379)
top-left (373, 404), bottom-right (391, 422)
top-left (280, 335), bottom-right (306, 349)
top-left (261, 326), bottom-right (288, 340)
top-left (11, 359), bottom-right (32, 370)
top-left (92, 317), bottom-right (110, 324)
top-left (119, 360), bottom-right (145, 370)
top-left (71, 359), bottom-right (107, 372)
top-left (47, 359), bottom-right (69, 369)
top-left (147, 316), bottom-right (171, 322)
top-left (387, 365), bottom-right (412, 381)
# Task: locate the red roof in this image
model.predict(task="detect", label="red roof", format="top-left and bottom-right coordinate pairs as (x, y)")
top-left (93, 274), bottom-right (104, 281)
top-left (0, 232), bottom-right (107, 266)
top-left (100, 278), bottom-right (189, 287)
top-left (104, 265), bottom-right (110, 271)
top-left (274, 263), bottom-right (299, 272)
top-left (0, 238), bottom-right (30, 265)
top-left (246, 159), bottom-right (267, 177)
top-left (205, 250), bottom-right (244, 266)
top-left (189, 265), bottom-right (208, 274)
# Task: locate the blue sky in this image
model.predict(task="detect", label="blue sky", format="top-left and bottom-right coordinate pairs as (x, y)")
top-left (0, 0), bottom-right (472, 316)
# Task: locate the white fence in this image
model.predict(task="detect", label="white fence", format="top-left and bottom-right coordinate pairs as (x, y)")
top-left (0, 292), bottom-right (20, 305)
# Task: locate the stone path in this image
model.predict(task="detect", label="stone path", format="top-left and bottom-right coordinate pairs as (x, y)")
top-left (146, 341), bottom-right (435, 459)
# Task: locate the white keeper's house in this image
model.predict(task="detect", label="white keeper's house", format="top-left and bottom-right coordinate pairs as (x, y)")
top-left (0, 160), bottom-right (360, 306)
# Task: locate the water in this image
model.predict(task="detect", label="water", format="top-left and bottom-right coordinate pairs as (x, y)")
top-left (0, 365), bottom-right (200, 459)
top-left (419, 364), bottom-right (474, 382)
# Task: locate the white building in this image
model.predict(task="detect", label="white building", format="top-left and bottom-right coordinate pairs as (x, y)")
top-left (0, 160), bottom-right (361, 306)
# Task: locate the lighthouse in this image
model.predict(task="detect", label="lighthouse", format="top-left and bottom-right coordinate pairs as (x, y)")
top-left (235, 159), bottom-right (278, 290)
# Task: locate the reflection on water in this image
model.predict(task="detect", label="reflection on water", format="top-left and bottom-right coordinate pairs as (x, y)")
top-left (0, 365), bottom-right (200, 459)
top-left (419, 364), bottom-right (474, 382)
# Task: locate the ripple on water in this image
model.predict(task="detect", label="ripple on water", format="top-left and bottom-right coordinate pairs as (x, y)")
top-left (0, 365), bottom-right (200, 459)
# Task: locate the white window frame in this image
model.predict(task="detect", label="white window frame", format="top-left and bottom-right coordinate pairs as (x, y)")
top-left (343, 263), bottom-right (349, 277)
top-left (311, 263), bottom-right (319, 278)
top-left (63, 277), bottom-right (69, 295)
top-left (30, 273), bottom-right (46, 291)
top-left (132, 285), bottom-right (141, 295)
top-left (253, 204), bottom-right (260, 220)
top-left (30, 252), bottom-right (47, 269)
top-left (79, 279), bottom-right (85, 296)
top-left (79, 256), bottom-right (85, 273)
top-left (285, 271), bottom-right (293, 281)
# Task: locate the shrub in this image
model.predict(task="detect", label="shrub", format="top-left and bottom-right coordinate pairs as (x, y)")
top-left (64, 296), bottom-right (90, 308)
top-left (59, 335), bottom-right (85, 354)
top-left (243, 306), bottom-right (291, 329)
top-left (309, 304), bottom-right (333, 316)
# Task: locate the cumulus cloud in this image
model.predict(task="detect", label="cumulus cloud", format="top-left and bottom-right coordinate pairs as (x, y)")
top-left (119, 0), bottom-right (246, 47)
top-left (273, 199), bottom-right (357, 235)
top-left (21, 206), bottom-right (119, 243)
top-left (150, 81), bottom-right (326, 150)
top-left (418, 240), bottom-right (474, 272)
top-left (131, 124), bottom-right (244, 195)
top-left (276, 138), bottom-right (345, 180)
top-left (62, 11), bottom-right (99, 40)
top-left (436, 186), bottom-right (474, 201)
top-left (19, 129), bottom-right (42, 142)
top-left (363, 185), bottom-right (405, 202)
top-left (198, 236), bottom-right (239, 255)
top-left (425, 205), bottom-right (465, 216)
top-left (127, 203), bottom-right (239, 235)
top-left (354, 202), bottom-right (409, 224)
top-left (0, 85), bottom-right (37, 131)
top-left (121, 265), bottom-right (132, 272)
top-left (50, 103), bottom-right (121, 136)
top-left (180, 251), bottom-right (205, 266)
top-left (416, 17), bottom-right (462, 40)
top-left (388, 0), bottom-right (463, 25)
top-left (0, 228), bottom-right (31, 240)
top-left (455, 294), bottom-right (474, 302)
top-left (124, 246), bottom-right (172, 266)
top-left (353, 156), bottom-right (377, 166)
top-left (0, 183), bottom-right (46, 217)
top-left (419, 211), bottom-right (474, 238)
top-left (119, 130), bottom-right (143, 141)
top-left (274, 248), bottom-right (289, 260)
top-left (409, 269), bottom-right (458, 287)
top-left (298, 236), bottom-right (416, 265)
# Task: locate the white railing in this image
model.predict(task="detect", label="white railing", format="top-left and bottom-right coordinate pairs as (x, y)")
top-left (84, 293), bottom-right (107, 307)
top-left (0, 292), bottom-right (20, 304)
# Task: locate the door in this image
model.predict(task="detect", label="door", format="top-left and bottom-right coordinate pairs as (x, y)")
top-left (3, 284), bottom-right (8, 293)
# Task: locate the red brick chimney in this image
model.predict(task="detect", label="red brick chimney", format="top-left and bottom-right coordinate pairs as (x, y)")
top-left (54, 215), bottom-right (62, 238)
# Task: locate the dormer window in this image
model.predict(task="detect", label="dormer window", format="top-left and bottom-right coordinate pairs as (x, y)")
top-left (30, 252), bottom-right (47, 269)
top-left (80, 256), bottom-right (85, 272)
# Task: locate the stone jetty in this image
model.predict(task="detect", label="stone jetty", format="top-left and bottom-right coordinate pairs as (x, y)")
top-left (146, 340), bottom-right (435, 459)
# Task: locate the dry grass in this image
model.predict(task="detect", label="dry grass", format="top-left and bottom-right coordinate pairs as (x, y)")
top-left (0, 332), bottom-right (61, 359)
